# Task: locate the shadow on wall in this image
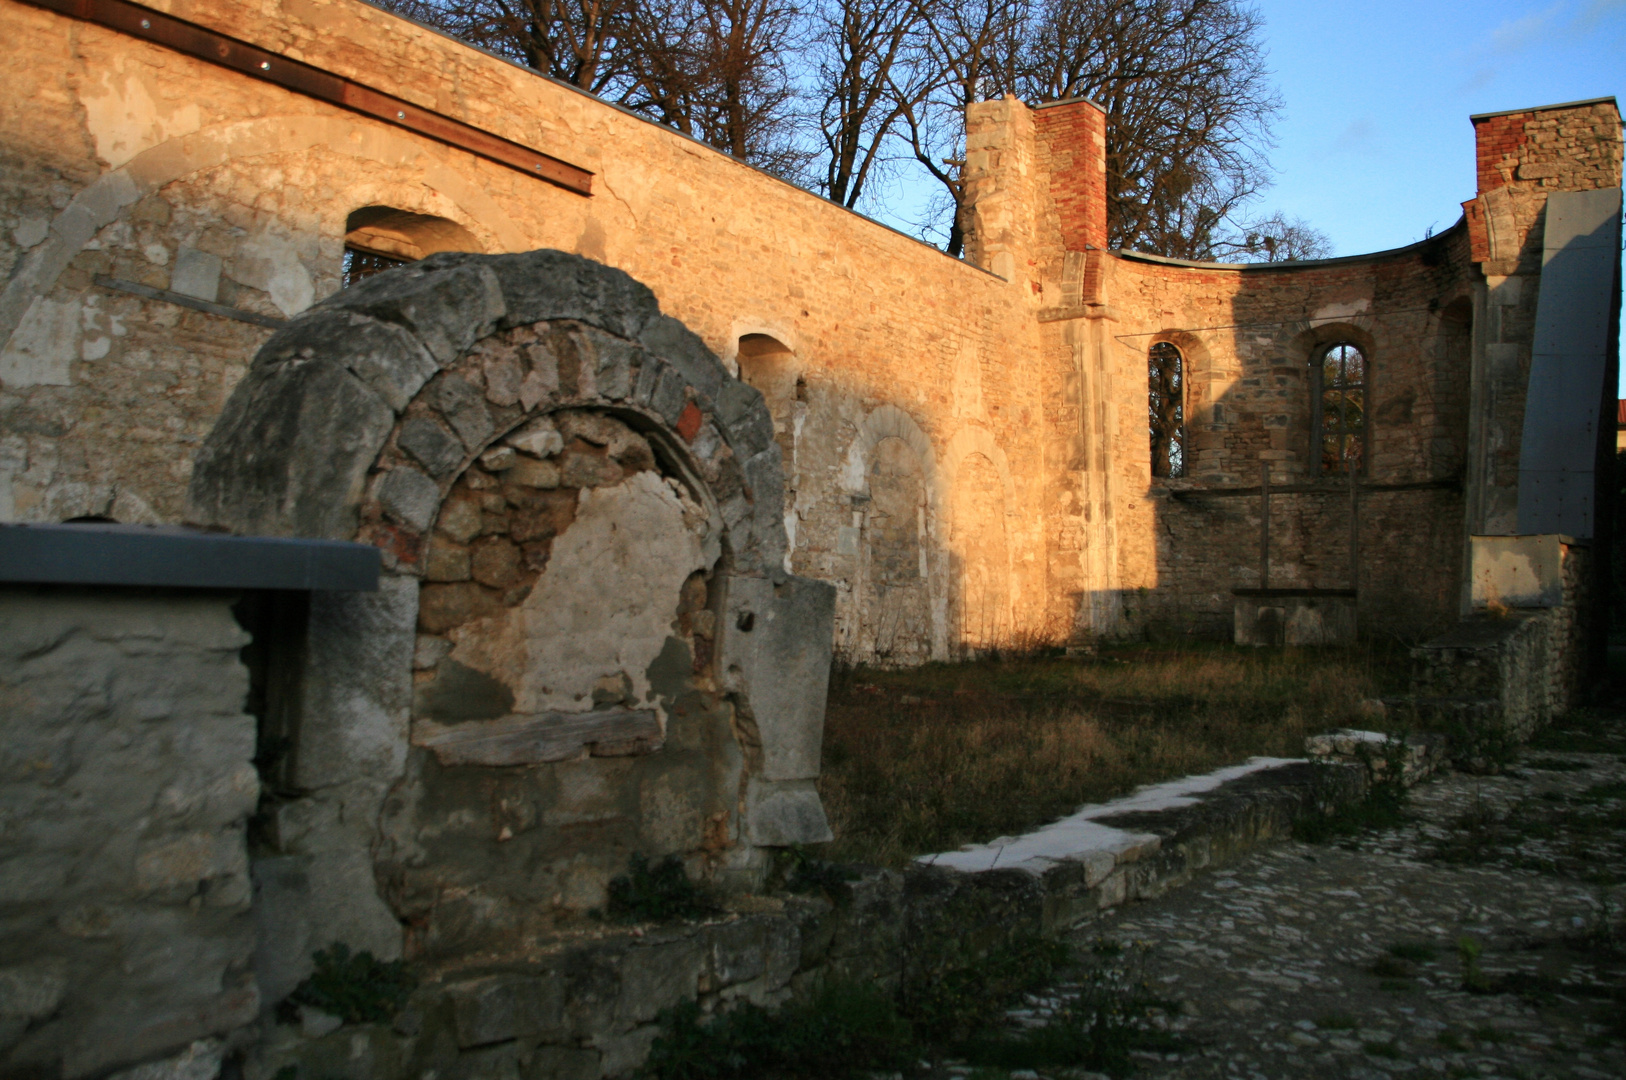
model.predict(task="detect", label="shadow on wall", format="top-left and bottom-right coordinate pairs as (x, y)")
top-left (736, 332), bottom-right (1028, 666)
top-left (1122, 251), bottom-right (1476, 644)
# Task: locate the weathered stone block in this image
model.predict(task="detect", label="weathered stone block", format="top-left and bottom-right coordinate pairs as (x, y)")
top-left (448, 974), bottom-right (565, 1048)
top-left (189, 359), bottom-right (396, 539)
top-left (321, 258), bottom-right (506, 366)
top-left (719, 575), bottom-right (836, 782)
top-left (254, 310), bottom-right (441, 412)
top-left (744, 778), bottom-right (833, 846)
top-left (488, 249), bottom-right (659, 340)
top-left (616, 940), bottom-right (703, 1026)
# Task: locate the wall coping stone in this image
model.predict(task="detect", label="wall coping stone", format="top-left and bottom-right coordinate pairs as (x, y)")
top-left (0, 522), bottom-right (380, 590)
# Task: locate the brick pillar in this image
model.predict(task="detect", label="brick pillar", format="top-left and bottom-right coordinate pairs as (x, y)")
top-left (1032, 97), bottom-right (1108, 253)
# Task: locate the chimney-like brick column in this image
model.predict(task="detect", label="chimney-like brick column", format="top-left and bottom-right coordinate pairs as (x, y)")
top-left (1032, 97), bottom-right (1108, 253)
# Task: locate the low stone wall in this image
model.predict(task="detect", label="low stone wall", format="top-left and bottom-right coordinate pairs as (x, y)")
top-left (1404, 537), bottom-right (1593, 746)
top-left (244, 759), bottom-right (1365, 1080)
top-left (0, 588), bottom-right (261, 1079)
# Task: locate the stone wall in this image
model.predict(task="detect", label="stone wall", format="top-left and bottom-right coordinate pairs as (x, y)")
top-left (0, 0), bottom-right (1047, 665)
top-left (242, 760), bottom-right (1364, 1080)
top-left (0, 587), bottom-right (259, 1078)
top-left (1409, 537), bottom-right (1594, 742)
top-left (190, 250), bottom-right (838, 990)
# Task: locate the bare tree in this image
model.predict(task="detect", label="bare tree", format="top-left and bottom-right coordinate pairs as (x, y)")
top-left (891, 0), bottom-right (1029, 255)
top-left (382, 0), bottom-right (629, 91)
top-left (1020, 0), bottom-right (1283, 260)
top-left (1217, 212), bottom-right (1333, 262)
top-left (813, 0), bottom-right (927, 208)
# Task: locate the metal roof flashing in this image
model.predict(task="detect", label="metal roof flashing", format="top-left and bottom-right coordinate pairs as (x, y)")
top-left (0, 523), bottom-right (381, 591)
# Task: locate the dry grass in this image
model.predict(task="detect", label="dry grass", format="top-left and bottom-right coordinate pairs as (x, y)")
top-left (817, 642), bottom-right (1407, 866)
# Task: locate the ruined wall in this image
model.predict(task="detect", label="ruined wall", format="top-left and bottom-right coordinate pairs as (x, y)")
top-left (1462, 101), bottom-right (1624, 534)
top-left (190, 251), bottom-right (837, 990)
top-left (0, 0), bottom-right (1047, 664)
top-left (1097, 237), bottom-right (1478, 639)
top-left (0, 588), bottom-right (259, 1078)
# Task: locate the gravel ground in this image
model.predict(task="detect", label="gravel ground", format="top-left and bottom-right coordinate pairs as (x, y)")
top-left (957, 711), bottom-right (1626, 1080)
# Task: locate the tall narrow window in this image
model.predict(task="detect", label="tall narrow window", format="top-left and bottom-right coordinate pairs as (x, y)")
top-left (1149, 341), bottom-right (1185, 478)
top-left (1313, 342), bottom-right (1366, 474)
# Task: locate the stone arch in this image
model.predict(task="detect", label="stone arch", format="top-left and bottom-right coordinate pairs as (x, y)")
top-left (940, 427), bottom-right (1017, 650)
top-left (735, 334), bottom-right (802, 569)
top-left (188, 250), bottom-right (834, 961)
top-left (950, 452), bottom-right (1012, 652)
top-left (835, 404), bottom-right (945, 663)
top-left (344, 206), bottom-right (486, 262)
top-left (0, 115), bottom-right (530, 350)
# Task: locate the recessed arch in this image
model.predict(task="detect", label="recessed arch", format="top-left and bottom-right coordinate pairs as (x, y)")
top-left (0, 115), bottom-right (529, 351)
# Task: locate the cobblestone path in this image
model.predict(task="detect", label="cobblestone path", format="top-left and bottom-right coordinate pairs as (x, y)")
top-left (978, 713), bottom-right (1626, 1080)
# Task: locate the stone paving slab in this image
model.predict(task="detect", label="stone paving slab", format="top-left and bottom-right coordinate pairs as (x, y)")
top-left (966, 725), bottom-right (1626, 1079)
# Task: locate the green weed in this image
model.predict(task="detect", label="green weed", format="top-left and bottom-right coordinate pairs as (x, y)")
top-left (1458, 937), bottom-right (1492, 993)
top-left (284, 942), bottom-right (415, 1025)
top-left (1362, 1041), bottom-right (1403, 1058)
top-left (605, 853), bottom-right (713, 923)
top-left (639, 979), bottom-right (914, 1080)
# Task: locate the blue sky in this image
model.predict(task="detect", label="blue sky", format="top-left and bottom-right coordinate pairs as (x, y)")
top-left (1252, 0), bottom-right (1625, 388)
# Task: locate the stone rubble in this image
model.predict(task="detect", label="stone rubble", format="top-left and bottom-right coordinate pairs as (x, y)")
top-left (955, 729), bottom-right (1626, 1079)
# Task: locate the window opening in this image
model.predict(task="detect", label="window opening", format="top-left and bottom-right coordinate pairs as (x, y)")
top-left (342, 245), bottom-right (411, 287)
top-left (1149, 341), bottom-right (1185, 478)
top-left (1313, 342), bottom-right (1366, 474)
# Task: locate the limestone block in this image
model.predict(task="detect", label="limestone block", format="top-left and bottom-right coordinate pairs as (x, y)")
top-left (448, 974), bottom-right (566, 1048)
top-left (639, 315), bottom-right (723, 406)
top-left (719, 574), bottom-right (836, 781)
top-left (412, 709), bottom-right (662, 766)
top-left (318, 256), bottom-right (506, 366)
top-left (715, 379), bottom-right (774, 460)
top-left (595, 1025), bottom-right (661, 1079)
top-left (430, 373), bottom-right (495, 449)
top-left (616, 940), bottom-right (703, 1026)
top-left (169, 247), bottom-right (222, 303)
top-left (256, 310), bottom-right (441, 414)
top-left (294, 575), bottom-right (417, 791)
top-left (397, 417), bottom-right (465, 479)
top-left (706, 920), bottom-right (765, 988)
top-left (488, 249), bottom-right (659, 340)
top-left (189, 358), bottom-right (396, 539)
top-left (377, 466), bottom-right (441, 532)
top-left (104, 1039), bottom-right (223, 1080)
top-left (744, 778), bottom-right (833, 846)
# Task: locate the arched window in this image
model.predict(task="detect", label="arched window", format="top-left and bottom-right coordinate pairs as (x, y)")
top-left (1149, 341), bottom-right (1184, 478)
top-left (1313, 342), bottom-right (1366, 474)
top-left (341, 207), bottom-right (481, 287)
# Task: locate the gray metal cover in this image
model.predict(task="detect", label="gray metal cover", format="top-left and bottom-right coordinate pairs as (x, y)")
top-left (0, 522), bottom-right (380, 590)
top-left (1516, 186), bottom-right (1623, 538)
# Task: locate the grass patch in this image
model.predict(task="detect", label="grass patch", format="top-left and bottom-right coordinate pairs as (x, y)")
top-left (641, 939), bottom-right (1171, 1079)
top-left (639, 979), bottom-right (914, 1080)
top-left (820, 643), bottom-right (1399, 864)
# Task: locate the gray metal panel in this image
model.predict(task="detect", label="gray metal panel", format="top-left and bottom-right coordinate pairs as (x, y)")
top-left (0, 523), bottom-right (380, 590)
top-left (1516, 187), bottom-right (1623, 538)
